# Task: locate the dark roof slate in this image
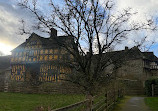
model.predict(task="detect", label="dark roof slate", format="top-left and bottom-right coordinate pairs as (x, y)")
top-left (12, 33), bottom-right (72, 52)
top-left (102, 46), bottom-right (158, 65)
top-left (104, 46), bottom-right (142, 62)
top-left (142, 52), bottom-right (158, 61)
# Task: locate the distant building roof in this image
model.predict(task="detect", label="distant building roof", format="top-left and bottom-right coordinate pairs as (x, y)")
top-left (142, 52), bottom-right (158, 61)
top-left (98, 46), bottom-right (158, 68)
top-left (106, 46), bottom-right (158, 61)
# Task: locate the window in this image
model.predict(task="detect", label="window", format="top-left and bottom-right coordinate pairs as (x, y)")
top-left (33, 58), bottom-right (36, 61)
top-left (44, 55), bottom-right (48, 61)
top-left (45, 49), bottom-right (48, 54)
top-left (54, 49), bottom-right (58, 54)
top-left (49, 55), bottom-right (53, 61)
top-left (34, 50), bottom-right (37, 55)
top-left (40, 56), bottom-right (43, 61)
top-left (40, 50), bottom-right (44, 54)
top-left (49, 49), bottom-right (53, 54)
top-left (54, 55), bottom-right (58, 60)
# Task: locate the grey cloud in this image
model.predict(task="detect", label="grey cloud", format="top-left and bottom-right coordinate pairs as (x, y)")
top-left (0, 0), bottom-right (36, 47)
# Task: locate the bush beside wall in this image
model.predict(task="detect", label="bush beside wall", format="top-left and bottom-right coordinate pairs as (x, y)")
top-left (145, 77), bottom-right (158, 96)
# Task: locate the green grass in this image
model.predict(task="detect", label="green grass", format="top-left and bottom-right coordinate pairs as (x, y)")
top-left (0, 92), bottom-right (84, 111)
top-left (112, 96), bottom-right (131, 111)
top-left (145, 97), bottom-right (158, 111)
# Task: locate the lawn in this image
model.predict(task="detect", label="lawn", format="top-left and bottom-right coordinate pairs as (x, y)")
top-left (0, 92), bottom-right (84, 111)
top-left (145, 97), bottom-right (158, 111)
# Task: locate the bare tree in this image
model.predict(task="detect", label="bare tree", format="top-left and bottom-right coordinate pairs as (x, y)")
top-left (18, 0), bottom-right (157, 105)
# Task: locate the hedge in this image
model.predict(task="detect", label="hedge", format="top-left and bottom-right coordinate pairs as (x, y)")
top-left (145, 77), bottom-right (158, 96)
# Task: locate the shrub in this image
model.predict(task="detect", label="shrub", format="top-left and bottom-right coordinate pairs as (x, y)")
top-left (145, 76), bottom-right (158, 96)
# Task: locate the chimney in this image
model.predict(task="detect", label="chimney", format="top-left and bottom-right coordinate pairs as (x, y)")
top-left (125, 46), bottom-right (128, 50)
top-left (50, 28), bottom-right (57, 38)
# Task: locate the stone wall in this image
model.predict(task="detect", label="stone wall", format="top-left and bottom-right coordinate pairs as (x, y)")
top-left (0, 69), bottom-right (10, 92)
top-left (0, 73), bottom-right (5, 92)
top-left (7, 81), bottom-right (84, 94)
top-left (122, 79), bottom-right (145, 95)
top-left (115, 59), bottom-right (144, 80)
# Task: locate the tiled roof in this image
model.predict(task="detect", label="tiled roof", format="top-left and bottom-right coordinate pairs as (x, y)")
top-left (142, 52), bottom-right (158, 61)
top-left (99, 46), bottom-right (158, 67)
top-left (12, 33), bottom-right (72, 52)
top-left (103, 46), bottom-right (142, 62)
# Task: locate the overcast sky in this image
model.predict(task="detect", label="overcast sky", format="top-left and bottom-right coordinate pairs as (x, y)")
top-left (1, 0), bottom-right (158, 56)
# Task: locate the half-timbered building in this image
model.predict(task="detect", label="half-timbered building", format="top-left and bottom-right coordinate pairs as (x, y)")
top-left (10, 28), bottom-right (72, 82)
